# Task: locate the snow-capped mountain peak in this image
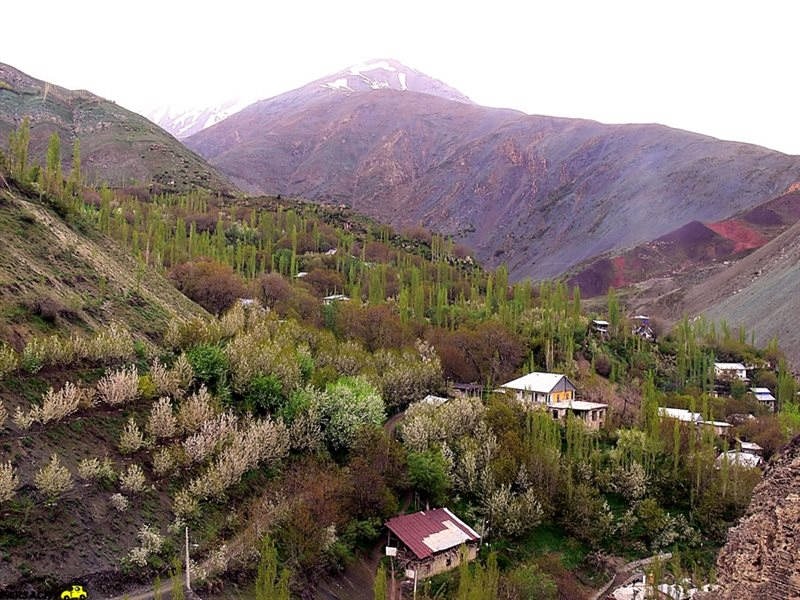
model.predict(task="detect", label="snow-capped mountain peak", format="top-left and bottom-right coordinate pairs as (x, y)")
top-left (318, 58), bottom-right (472, 104)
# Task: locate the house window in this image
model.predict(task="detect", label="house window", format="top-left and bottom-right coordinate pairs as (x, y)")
top-left (592, 410), bottom-right (597, 421)
top-left (552, 409), bottom-right (559, 419)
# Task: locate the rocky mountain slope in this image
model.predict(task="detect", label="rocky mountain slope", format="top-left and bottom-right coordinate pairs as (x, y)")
top-left (0, 63), bottom-right (233, 194)
top-left (704, 434), bottom-right (800, 599)
top-left (185, 61), bottom-right (800, 281)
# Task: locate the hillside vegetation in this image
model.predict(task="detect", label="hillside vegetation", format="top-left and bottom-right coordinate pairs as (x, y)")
top-left (1, 115), bottom-right (800, 600)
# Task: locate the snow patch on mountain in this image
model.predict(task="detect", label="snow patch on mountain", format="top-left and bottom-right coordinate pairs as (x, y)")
top-left (147, 98), bottom-right (255, 139)
top-left (349, 60), bottom-right (397, 74)
top-left (323, 78), bottom-right (352, 91)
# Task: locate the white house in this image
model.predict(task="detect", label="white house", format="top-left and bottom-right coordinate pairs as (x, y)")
top-left (716, 451), bottom-right (763, 469)
top-left (500, 372), bottom-right (576, 405)
top-left (658, 407), bottom-right (731, 437)
top-left (749, 387), bottom-right (776, 412)
top-left (714, 362), bottom-right (747, 381)
top-left (501, 372), bottom-right (607, 430)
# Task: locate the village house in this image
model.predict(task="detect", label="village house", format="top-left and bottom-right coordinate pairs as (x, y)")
top-left (736, 439), bottom-right (763, 456)
top-left (716, 450), bottom-right (763, 469)
top-left (500, 372), bottom-right (576, 405)
top-left (548, 400), bottom-right (608, 431)
top-left (500, 372), bottom-right (607, 431)
top-left (714, 362), bottom-right (748, 382)
top-left (591, 319), bottom-right (610, 338)
top-left (658, 407), bottom-right (732, 437)
top-left (749, 387), bottom-right (777, 412)
top-left (631, 315), bottom-right (655, 341)
top-left (385, 508), bottom-right (481, 580)
top-left (322, 293), bottom-right (350, 305)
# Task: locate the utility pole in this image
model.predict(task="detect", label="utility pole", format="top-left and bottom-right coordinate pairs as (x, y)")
top-left (185, 525), bottom-right (191, 591)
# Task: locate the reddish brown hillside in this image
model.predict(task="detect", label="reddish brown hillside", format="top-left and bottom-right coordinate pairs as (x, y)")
top-left (570, 185), bottom-right (800, 298)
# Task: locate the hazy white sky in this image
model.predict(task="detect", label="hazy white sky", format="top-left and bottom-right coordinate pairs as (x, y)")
top-left (2, 0), bottom-right (798, 154)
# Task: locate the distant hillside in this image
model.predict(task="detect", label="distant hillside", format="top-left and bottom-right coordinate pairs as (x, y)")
top-left (0, 62), bottom-right (234, 194)
top-left (185, 61), bottom-right (800, 281)
top-left (564, 186), bottom-right (800, 367)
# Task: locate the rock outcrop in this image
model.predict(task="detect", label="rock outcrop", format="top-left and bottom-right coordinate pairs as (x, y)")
top-left (704, 434), bottom-right (800, 599)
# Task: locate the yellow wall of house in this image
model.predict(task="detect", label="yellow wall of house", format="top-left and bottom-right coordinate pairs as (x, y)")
top-left (549, 390), bottom-right (574, 402)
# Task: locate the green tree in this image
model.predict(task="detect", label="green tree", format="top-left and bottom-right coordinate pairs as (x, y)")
top-left (66, 138), bottom-right (81, 197)
top-left (407, 449), bottom-right (450, 506)
top-left (7, 117), bottom-right (30, 180)
top-left (44, 131), bottom-right (63, 198)
top-left (255, 536), bottom-right (291, 600)
top-left (373, 562), bottom-right (387, 600)
top-left (170, 558), bottom-right (185, 600)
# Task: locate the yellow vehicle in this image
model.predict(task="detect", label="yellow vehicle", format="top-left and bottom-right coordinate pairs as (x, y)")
top-left (60, 585), bottom-right (87, 599)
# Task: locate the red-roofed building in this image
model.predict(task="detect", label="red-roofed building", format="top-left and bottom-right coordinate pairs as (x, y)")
top-left (385, 508), bottom-right (481, 579)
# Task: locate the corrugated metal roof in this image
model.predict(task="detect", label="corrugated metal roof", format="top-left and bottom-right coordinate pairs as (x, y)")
top-left (500, 372), bottom-right (571, 394)
top-left (385, 508), bottom-right (480, 560)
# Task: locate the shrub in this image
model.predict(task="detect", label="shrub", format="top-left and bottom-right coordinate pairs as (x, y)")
top-left (110, 492), bottom-right (129, 512)
top-left (33, 382), bottom-right (83, 425)
top-left (147, 397), bottom-right (177, 439)
top-left (120, 463), bottom-right (147, 494)
top-left (185, 417), bottom-right (289, 502)
top-left (150, 356), bottom-right (193, 399)
top-left (119, 417), bottom-right (146, 454)
top-left (323, 377), bottom-right (385, 451)
top-left (183, 411), bottom-right (238, 464)
top-left (177, 385), bottom-right (217, 433)
top-left (12, 406), bottom-right (35, 430)
top-left (88, 322), bottom-right (135, 361)
top-left (0, 401), bottom-right (7, 430)
top-left (35, 454), bottom-right (73, 502)
top-left (127, 524), bottom-right (164, 567)
top-left (152, 447), bottom-right (178, 477)
top-left (187, 345), bottom-right (228, 393)
top-left (242, 374), bottom-right (285, 416)
top-left (0, 343), bottom-right (18, 379)
top-left (0, 462), bottom-right (18, 503)
top-left (97, 365), bottom-right (140, 406)
top-left (173, 489), bottom-right (199, 518)
top-left (21, 338), bottom-right (46, 373)
top-left (78, 456), bottom-right (116, 483)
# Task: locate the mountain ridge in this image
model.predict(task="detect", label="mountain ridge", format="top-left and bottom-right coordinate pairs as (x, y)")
top-left (185, 74), bottom-right (800, 280)
top-left (0, 62), bottom-right (234, 194)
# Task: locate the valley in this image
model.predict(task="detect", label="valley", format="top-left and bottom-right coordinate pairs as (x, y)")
top-left (0, 57), bottom-right (799, 600)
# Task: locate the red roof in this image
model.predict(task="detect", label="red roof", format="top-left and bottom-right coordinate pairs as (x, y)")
top-left (385, 508), bottom-right (481, 560)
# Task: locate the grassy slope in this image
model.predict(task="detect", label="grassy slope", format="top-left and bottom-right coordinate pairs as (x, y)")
top-left (0, 180), bottom-right (208, 348)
